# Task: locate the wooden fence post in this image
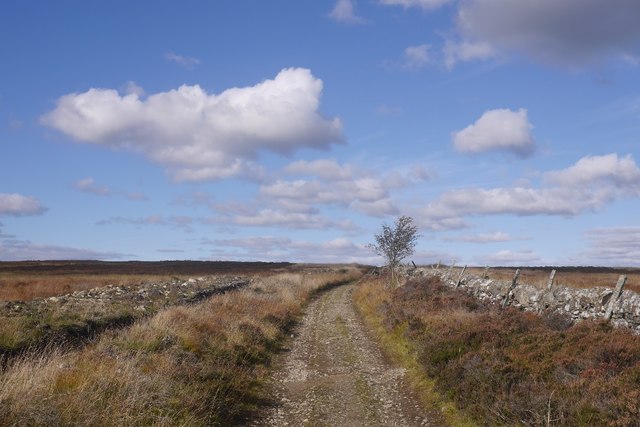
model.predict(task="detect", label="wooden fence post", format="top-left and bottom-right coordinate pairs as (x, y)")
top-left (446, 261), bottom-right (456, 282)
top-left (502, 268), bottom-right (521, 308)
top-left (455, 265), bottom-right (467, 288)
top-left (605, 275), bottom-right (627, 321)
top-left (483, 266), bottom-right (490, 279)
top-left (546, 269), bottom-right (557, 290)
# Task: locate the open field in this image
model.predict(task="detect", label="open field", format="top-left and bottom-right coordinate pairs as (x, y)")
top-left (3, 261), bottom-right (640, 426)
top-left (0, 263), bottom-right (364, 426)
top-left (0, 261), bottom-right (305, 360)
top-left (0, 261), bottom-right (293, 301)
top-left (354, 274), bottom-right (640, 426)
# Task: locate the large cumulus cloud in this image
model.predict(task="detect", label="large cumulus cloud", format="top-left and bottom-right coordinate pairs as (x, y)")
top-left (42, 68), bottom-right (344, 181)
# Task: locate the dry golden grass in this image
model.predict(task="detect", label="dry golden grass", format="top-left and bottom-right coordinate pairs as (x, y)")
top-left (0, 275), bottom-right (254, 356)
top-left (0, 267), bottom-right (363, 426)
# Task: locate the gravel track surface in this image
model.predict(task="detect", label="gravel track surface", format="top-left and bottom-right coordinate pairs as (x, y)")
top-left (250, 283), bottom-right (443, 427)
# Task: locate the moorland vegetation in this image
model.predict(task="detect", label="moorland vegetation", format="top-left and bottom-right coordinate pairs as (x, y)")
top-left (355, 274), bottom-right (640, 426)
top-left (0, 264), bottom-right (363, 425)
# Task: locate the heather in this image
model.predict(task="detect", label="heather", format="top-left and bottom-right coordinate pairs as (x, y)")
top-left (355, 275), bottom-right (640, 426)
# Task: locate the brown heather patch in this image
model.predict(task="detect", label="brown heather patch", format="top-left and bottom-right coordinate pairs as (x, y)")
top-left (355, 275), bottom-right (640, 426)
top-left (0, 267), bottom-right (363, 426)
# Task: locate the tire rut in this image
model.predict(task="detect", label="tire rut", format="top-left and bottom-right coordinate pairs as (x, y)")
top-left (250, 283), bottom-right (442, 427)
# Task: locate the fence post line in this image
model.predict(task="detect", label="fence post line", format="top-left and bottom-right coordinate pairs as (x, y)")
top-left (605, 275), bottom-right (627, 321)
top-left (546, 269), bottom-right (557, 290)
top-left (502, 268), bottom-right (521, 308)
top-left (455, 265), bottom-right (467, 288)
top-left (446, 261), bottom-right (456, 282)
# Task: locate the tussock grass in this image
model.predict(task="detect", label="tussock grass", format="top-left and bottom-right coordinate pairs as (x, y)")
top-left (0, 267), bottom-right (362, 426)
top-left (0, 276), bottom-right (242, 357)
top-left (355, 275), bottom-right (640, 426)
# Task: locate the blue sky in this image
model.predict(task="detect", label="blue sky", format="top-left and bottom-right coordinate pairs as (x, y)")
top-left (1, 0), bottom-right (640, 266)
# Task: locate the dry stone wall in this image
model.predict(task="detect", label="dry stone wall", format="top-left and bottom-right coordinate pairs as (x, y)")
top-left (401, 266), bottom-right (640, 333)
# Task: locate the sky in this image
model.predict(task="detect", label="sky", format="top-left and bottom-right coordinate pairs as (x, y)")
top-left (1, 0), bottom-right (640, 266)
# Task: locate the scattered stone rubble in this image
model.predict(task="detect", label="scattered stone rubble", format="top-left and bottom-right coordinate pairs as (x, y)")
top-left (0, 276), bottom-right (249, 320)
top-left (399, 266), bottom-right (640, 333)
top-left (0, 275), bottom-right (251, 359)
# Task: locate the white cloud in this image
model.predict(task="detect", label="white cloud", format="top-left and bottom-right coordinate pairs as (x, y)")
top-left (444, 231), bottom-right (518, 243)
top-left (230, 209), bottom-right (357, 230)
top-left (452, 108), bottom-right (534, 157)
top-left (41, 68), bottom-right (344, 182)
top-left (379, 0), bottom-right (452, 10)
top-left (156, 248), bottom-right (185, 254)
top-left (284, 159), bottom-right (355, 181)
top-left (0, 194), bottom-right (46, 217)
top-left (456, 0), bottom-right (640, 66)
top-left (263, 160), bottom-right (401, 217)
top-left (263, 178), bottom-right (386, 205)
top-left (73, 178), bottom-right (111, 196)
top-left (420, 153), bottom-right (640, 227)
top-left (0, 239), bottom-right (129, 261)
top-left (330, 0), bottom-right (366, 24)
top-left (425, 187), bottom-right (580, 217)
top-left (265, 159), bottom-right (432, 218)
top-left (350, 199), bottom-right (399, 217)
top-left (96, 215), bottom-right (193, 230)
top-left (164, 52), bottom-right (201, 68)
top-left (73, 177), bottom-right (148, 200)
top-left (546, 153), bottom-right (640, 191)
top-left (403, 44), bottom-right (431, 69)
top-left (443, 39), bottom-right (496, 69)
top-left (200, 198), bottom-right (358, 230)
top-left (422, 186), bottom-right (604, 221)
top-left (474, 249), bottom-right (541, 266)
top-left (577, 227), bottom-right (640, 266)
top-left (206, 235), bottom-right (377, 264)
top-left (123, 81), bottom-right (145, 97)
top-left (421, 217), bottom-right (469, 232)
top-left (410, 165), bottom-right (433, 181)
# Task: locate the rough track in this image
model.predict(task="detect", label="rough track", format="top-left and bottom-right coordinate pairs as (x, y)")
top-left (251, 284), bottom-right (443, 427)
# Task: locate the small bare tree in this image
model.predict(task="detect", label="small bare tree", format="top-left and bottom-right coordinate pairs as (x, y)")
top-left (368, 216), bottom-right (419, 287)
